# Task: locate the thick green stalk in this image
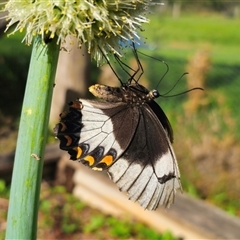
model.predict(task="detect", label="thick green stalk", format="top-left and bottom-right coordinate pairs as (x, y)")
top-left (5, 36), bottom-right (59, 239)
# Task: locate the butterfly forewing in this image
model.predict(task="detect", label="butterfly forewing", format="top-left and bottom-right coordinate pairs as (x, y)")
top-left (56, 98), bottom-right (141, 170)
top-left (147, 100), bottom-right (174, 143)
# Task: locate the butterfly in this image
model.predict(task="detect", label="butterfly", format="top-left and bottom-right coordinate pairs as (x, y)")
top-left (54, 45), bottom-right (182, 210)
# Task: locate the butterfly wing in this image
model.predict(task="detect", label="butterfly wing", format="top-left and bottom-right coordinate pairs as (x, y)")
top-left (55, 98), bottom-right (181, 210)
top-left (147, 100), bottom-right (174, 143)
top-left (56, 99), bottom-right (140, 170)
top-left (107, 102), bottom-right (181, 210)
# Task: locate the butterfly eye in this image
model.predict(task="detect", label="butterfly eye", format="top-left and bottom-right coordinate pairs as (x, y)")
top-left (149, 89), bottom-right (160, 99)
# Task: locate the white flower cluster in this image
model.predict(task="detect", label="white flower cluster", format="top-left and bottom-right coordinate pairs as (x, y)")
top-left (2, 0), bottom-right (152, 62)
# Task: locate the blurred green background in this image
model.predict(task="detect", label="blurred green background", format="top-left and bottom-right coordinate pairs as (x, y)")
top-left (0, 1), bottom-right (240, 238)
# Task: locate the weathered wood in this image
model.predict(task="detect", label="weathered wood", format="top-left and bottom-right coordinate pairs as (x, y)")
top-left (168, 192), bottom-right (240, 239)
top-left (70, 160), bottom-right (240, 239)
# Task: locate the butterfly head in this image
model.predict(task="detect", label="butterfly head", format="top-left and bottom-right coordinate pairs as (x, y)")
top-left (148, 89), bottom-right (160, 100)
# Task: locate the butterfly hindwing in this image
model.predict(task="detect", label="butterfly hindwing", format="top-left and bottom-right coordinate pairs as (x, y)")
top-left (107, 102), bottom-right (181, 210)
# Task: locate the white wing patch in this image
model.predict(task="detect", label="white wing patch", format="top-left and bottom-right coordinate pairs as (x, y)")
top-left (128, 165), bottom-right (154, 201)
top-left (79, 100), bottom-right (138, 160)
top-left (106, 158), bottom-right (129, 182)
top-left (154, 151), bottom-right (175, 177)
top-left (79, 100), bottom-right (120, 155)
top-left (116, 163), bottom-right (142, 191)
top-left (108, 154), bottom-right (181, 210)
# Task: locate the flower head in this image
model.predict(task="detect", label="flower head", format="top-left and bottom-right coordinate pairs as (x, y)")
top-left (2, 0), bottom-right (152, 63)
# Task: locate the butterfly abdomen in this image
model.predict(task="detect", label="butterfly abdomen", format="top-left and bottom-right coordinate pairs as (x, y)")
top-left (90, 83), bottom-right (160, 106)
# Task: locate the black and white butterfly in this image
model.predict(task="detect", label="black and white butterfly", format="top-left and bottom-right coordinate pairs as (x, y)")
top-left (54, 45), bottom-right (182, 210)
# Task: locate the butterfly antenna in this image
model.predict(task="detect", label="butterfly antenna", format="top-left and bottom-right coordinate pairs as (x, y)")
top-left (98, 46), bottom-right (124, 86)
top-left (136, 50), bottom-right (169, 89)
top-left (160, 71), bottom-right (204, 97)
top-left (161, 72), bottom-right (189, 96)
top-left (161, 87), bottom-right (204, 98)
top-left (136, 50), bottom-right (204, 96)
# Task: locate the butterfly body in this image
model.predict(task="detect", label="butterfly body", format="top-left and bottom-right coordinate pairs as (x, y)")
top-left (55, 81), bottom-right (182, 210)
top-left (89, 83), bottom-right (157, 103)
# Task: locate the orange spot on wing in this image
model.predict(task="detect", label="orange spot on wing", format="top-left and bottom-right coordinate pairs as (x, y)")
top-left (100, 155), bottom-right (113, 166)
top-left (74, 147), bottom-right (83, 159)
top-left (84, 155), bottom-right (95, 166)
top-left (64, 135), bottom-right (72, 146)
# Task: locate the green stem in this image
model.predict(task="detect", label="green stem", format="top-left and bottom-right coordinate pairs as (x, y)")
top-left (5, 36), bottom-right (59, 239)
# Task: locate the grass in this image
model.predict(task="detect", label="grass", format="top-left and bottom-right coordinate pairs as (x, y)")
top-left (155, 14), bottom-right (240, 45)
top-left (145, 13), bottom-right (240, 64)
top-left (0, 182), bottom-right (177, 239)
